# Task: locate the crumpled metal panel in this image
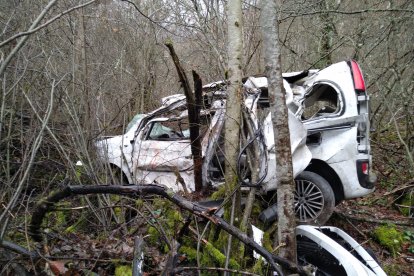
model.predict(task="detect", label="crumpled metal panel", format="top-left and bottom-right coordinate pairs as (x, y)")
top-left (261, 110), bottom-right (312, 192)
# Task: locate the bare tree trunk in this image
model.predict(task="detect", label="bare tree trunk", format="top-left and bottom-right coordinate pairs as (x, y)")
top-left (165, 42), bottom-right (203, 191)
top-left (76, 8), bottom-right (90, 135)
top-left (260, 0), bottom-right (297, 265)
top-left (225, 3), bottom-right (243, 189)
top-left (224, 0), bottom-right (243, 268)
top-left (225, 0), bottom-right (243, 191)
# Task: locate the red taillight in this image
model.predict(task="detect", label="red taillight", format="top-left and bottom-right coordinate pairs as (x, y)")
top-left (361, 162), bottom-right (369, 175)
top-left (350, 60), bottom-right (366, 92)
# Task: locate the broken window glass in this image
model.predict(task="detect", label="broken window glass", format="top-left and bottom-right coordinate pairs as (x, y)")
top-left (145, 114), bottom-right (212, 141)
top-left (302, 84), bottom-right (340, 120)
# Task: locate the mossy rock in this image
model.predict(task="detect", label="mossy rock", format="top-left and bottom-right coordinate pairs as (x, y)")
top-left (373, 224), bottom-right (403, 256)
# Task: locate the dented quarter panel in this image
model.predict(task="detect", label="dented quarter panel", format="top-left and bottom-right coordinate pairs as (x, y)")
top-left (307, 127), bottom-right (358, 163)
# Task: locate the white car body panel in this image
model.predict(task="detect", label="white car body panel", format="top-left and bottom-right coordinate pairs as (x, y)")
top-left (251, 225), bottom-right (386, 275)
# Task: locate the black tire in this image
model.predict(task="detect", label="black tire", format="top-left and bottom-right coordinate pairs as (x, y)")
top-left (295, 171), bottom-right (335, 225)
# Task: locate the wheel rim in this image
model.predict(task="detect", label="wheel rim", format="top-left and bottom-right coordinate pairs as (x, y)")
top-left (294, 179), bottom-right (324, 222)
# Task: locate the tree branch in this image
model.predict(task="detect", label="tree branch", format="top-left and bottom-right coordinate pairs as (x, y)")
top-left (29, 184), bottom-right (308, 275)
top-left (0, 0), bottom-right (97, 49)
top-left (281, 8), bottom-right (414, 21)
top-left (0, 0), bottom-right (58, 77)
top-left (0, 239), bottom-right (39, 259)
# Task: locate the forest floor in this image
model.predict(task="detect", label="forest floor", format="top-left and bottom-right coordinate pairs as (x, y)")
top-left (18, 184), bottom-right (413, 276)
top-left (331, 185), bottom-right (414, 276)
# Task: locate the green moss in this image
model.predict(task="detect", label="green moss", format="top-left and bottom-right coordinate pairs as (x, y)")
top-left (262, 224), bottom-right (277, 253)
top-left (135, 199), bottom-right (144, 209)
top-left (383, 264), bottom-right (399, 276)
top-left (65, 214), bottom-right (86, 233)
top-left (251, 257), bottom-right (265, 274)
top-left (55, 210), bottom-right (66, 225)
top-left (210, 185), bottom-right (227, 200)
top-left (143, 199), bottom-right (184, 249)
top-left (399, 194), bottom-right (413, 216)
top-left (147, 226), bottom-right (160, 245)
top-left (114, 265), bottom-right (132, 276)
top-left (204, 241), bottom-right (240, 269)
top-left (179, 246), bottom-right (198, 262)
top-left (373, 224), bottom-right (403, 256)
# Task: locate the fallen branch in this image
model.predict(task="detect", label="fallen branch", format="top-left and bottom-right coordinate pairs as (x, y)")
top-left (171, 266), bottom-right (260, 275)
top-left (383, 179), bottom-right (414, 196)
top-left (334, 211), bottom-right (414, 226)
top-left (29, 184), bottom-right (308, 275)
top-left (0, 239), bottom-right (39, 259)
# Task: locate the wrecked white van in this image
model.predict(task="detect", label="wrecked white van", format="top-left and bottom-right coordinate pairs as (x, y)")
top-left (95, 60), bottom-right (376, 224)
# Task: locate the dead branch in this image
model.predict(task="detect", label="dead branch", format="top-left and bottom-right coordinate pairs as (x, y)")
top-left (383, 179), bottom-right (414, 196)
top-left (281, 8), bottom-right (414, 22)
top-left (0, 239), bottom-right (39, 259)
top-left (29, 184), bottom-right (308, 275)
top-left (334, 211), bottom-right (414, 226)
top-left (165, 42), bottom-right (203, 191)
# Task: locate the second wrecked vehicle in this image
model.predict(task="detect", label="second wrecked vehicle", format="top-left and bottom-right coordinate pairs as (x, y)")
top-left (95, 60), bottom-right (377, 224)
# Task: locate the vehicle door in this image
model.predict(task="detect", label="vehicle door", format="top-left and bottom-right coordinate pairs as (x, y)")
top-left (133, 117), bottom-right (194, 173)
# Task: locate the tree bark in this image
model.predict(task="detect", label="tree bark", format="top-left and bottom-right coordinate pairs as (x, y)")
top-left (165, 42), bottom-right (203, 191)
top-left (224, 0), bottom-right (243, 193)
top-left (260, 0), bottom-right (297, 264)
top-left (224, 0), bottom-right (244, 268)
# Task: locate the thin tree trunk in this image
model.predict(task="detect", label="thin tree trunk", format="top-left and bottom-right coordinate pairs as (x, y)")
top-left (260, 0), bottom-right (297, 265)
top-left (76, 8), bottom-right (90, 134)
top-left (224, 0), bottom-right (243, 269)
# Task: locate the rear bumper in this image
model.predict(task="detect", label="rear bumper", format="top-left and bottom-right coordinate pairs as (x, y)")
top-left (329, 159), bottom-right (374, 199)
top-left (356, 159), bottom-right (377, 189)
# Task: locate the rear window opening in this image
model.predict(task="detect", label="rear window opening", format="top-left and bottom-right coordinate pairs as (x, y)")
top-left (302, 84), bottom-right (341, 120)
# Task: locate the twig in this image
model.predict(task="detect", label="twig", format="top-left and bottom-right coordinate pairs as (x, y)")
top-left (0, 0), bottom-right (97, 48)
top-left (0, 0), bottom-right (58, 77)
top-left (384, 179), bottom-right (414, 196)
